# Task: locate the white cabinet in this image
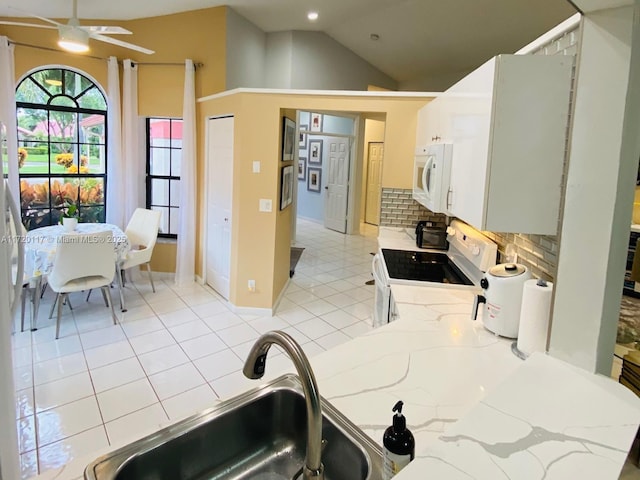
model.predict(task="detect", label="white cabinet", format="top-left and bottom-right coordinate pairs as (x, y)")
top-left (443, 54), bottom-right (572, 234)
top-left (416, 96), bottom-right (447, 147)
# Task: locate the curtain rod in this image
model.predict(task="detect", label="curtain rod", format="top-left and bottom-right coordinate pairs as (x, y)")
top-left (8, 41), bottom-right (203, 68)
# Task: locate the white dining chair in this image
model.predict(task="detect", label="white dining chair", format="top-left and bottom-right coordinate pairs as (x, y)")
top-left (47, 230), bottom-right (118, 339)
top-left (116, 208), bottom-right (161, 311)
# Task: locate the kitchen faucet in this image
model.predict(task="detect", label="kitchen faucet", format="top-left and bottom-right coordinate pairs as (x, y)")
top-left (243, 330), bottom-right (325, 480)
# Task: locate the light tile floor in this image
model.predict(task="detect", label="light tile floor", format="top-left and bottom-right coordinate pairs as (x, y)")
top-left (11, 219), bottom-right (379, 479)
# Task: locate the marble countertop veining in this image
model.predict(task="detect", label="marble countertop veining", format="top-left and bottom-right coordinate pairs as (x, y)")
top-left (30, 283), bottom-right (640, 480)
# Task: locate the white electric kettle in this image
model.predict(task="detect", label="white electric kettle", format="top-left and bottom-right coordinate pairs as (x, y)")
top-left (471, 263), bottom-right (532, 338)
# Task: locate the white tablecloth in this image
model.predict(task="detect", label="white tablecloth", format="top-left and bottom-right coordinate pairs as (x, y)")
top-left (25, 223), bottom-right (130, 279)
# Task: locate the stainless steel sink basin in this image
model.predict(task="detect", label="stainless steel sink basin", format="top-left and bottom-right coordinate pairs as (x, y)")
top-left (85, 374), bottom-right (383, 480)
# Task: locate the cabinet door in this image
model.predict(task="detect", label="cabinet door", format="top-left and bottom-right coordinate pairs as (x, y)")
top-left (416, 98), bottom-right (442, 147)
top-left (446, 59), bottom-right (495, 223)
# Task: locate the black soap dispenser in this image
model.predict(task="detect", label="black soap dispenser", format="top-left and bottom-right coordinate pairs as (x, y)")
top-left (382, 400), bottom-right (415, 479)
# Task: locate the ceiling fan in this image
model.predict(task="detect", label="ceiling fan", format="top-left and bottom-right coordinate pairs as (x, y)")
top-left (0, 0), bottom-right (154, 54)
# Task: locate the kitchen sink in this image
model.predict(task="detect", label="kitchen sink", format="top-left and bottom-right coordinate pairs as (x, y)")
top-left (84, 374), bottom-right (383, 480)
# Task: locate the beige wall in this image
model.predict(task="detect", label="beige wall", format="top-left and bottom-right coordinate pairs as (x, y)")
top-left (2, 7), bottom-right (228, 274)
top-left (198, 92), bottom-right (428, 309)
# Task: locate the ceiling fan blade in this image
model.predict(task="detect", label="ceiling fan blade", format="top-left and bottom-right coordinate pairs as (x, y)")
top-left (91, 33), bottom-right (155, 55)
top-left (0, 21), bottom-right (56, 29)
top-left (7, 6), bottom-right (62, 27)
top-left (83, 26), bottom-right (132, 35)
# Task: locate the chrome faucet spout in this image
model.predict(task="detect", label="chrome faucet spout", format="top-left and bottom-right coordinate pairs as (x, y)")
top-left (243, 331), bottom-right (324, 480)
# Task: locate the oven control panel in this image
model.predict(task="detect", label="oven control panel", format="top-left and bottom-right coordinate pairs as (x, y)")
top-left (447, 220), bottom-right (497, 279)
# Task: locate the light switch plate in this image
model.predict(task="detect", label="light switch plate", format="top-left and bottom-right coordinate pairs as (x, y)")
top-left (259, 199), bottom-right (272, 212)
top-left (252, 161), bottom-right (261, 173)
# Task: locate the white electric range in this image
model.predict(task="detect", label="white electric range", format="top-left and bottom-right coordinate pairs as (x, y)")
top-left (372, 219), bottom-right (497, 326)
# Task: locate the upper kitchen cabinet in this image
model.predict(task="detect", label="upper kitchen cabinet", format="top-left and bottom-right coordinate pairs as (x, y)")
top-left (445, 54), bottom-right (573, 234)
top-left (416, 96), bottom-right (446, 146)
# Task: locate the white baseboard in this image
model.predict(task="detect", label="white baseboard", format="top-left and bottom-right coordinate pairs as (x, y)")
top-left (228, 304), bottom-right (274, 317)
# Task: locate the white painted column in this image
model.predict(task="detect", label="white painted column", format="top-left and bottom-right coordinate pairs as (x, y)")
top-left (549, 5), bottom-right (640, 374)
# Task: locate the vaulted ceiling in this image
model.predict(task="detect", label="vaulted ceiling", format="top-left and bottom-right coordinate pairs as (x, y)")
top-left (0, 0), bottom-right (577, 89)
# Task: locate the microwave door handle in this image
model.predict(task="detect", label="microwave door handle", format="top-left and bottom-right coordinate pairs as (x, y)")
top-left (422, 155), bottom-right (434, 196)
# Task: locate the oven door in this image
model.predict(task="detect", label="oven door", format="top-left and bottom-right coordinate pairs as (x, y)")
top-left (372, 253), bottom-right (391, 327)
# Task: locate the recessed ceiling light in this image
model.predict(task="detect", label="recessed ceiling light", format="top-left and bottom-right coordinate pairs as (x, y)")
top-left (370, 33), bottom-right (380, 41)
top-left (307, 11), bottom-right (319, 21)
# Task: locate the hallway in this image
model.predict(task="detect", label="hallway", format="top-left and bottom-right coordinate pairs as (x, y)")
top-left (11, 218), bottom-right (378, 478)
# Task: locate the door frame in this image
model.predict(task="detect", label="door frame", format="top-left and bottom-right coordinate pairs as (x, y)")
top-left (201, 114), bottom-right (234, 287)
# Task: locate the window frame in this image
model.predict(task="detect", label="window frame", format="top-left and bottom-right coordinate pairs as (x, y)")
top-left (145, 117), bottom-right (182, 239)
top-left (15, 67), bottom-right (108, 230)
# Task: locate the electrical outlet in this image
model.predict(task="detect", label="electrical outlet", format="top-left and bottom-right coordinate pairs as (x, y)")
top-left (248, 279), bottom-right (256, 292)
top-left (252, 161), bottom-right (261, 173)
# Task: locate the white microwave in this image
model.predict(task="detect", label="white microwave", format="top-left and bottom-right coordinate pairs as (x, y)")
top-left (412, 143), bottom-right (453, 213)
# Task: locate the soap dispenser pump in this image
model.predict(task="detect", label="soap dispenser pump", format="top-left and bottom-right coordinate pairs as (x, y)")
top-left (382, 400), bottom-right (415, 479)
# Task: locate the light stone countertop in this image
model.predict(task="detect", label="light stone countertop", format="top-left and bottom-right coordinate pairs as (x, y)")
top-left (30, 283), bottom-right (640, 480)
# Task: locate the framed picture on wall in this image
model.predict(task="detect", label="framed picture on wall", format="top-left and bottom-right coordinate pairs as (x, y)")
top-left (298, 157), bottom-right (307, 181)
top-left (282, 117), bottom-right (296, 161)
top-left (308, 139), bottom-right (322, 165)
top-left (299, 124), bottom-right (308, 150)
top-left (307, 167), bottom-right (322, 193)
top-left (280, 165), bottom-right (294, 210)
top-left (310, 113), bottom-right (323, 132)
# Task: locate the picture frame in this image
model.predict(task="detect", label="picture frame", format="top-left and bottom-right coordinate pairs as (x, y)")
top-left (308, 139), bottom-right (323, 165)
top-left (310, 113), bottom-right (323, 132)
top-left (298, 157), bottom-right (307, 181)
top-left (299, 124), bottom-right (308, 150)
top-left (280, 165), bottom-right (294, 210)
top-left (307, 167), bottom-right (322, 193)
top-left (282, 117), bottom-right (296, 161)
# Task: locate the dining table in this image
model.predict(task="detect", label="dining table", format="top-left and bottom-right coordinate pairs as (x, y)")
top-left (23, 223), bottom-right (131, 328)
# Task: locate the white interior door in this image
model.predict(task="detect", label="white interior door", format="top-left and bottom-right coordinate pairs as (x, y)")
top-left (324, 137), bottom-right (350, 233)
top-left (206, 116), bottom-right (234, 300)
top-left (365, 142), bottom-right (384, 225)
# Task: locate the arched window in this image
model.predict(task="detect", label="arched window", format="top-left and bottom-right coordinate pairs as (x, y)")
top-left (16, 67), bottom-right (107, 230)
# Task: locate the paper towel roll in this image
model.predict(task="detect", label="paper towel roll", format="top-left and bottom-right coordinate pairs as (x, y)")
top-left (516, 279), bottom-right (553, 356)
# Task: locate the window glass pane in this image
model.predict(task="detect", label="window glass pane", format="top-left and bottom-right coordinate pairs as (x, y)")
top-left (149, 148), bottom-right (170, 176)
top-left (79, 177), bottom-right (104, 206)
top-left (19, 177), bottom-right (53, 230)
top-left (170, 149), bottom-right (181, 176)
top-left (35, 69), bottom-right (63, 97)
top-left (79, 205), bottom-right (105, 224)
top-left (170, 119), bottom-right (183, 148)
top-left (51, 178), bottom-right (79, 208)
top-left (151, 178), bottom-right (169, 206)
top-left (152, 206), bottom-right (169, 235)
top-left (16, 77), bottom-right (50, 105)
top-left (169, 179), bottom-right (180, 207)
top-left (50, 96), bottom-right (76, 108)
top-left (80, 144), bottom-right (105, 174)
top-left (169, 207), bottom-right (179, 235)
top-left (17, 107), bottom-right (48, 141)
top-left (64, 70), bottom-right (91, 98)
top-left (48, 110), bottom-right (77, 142)
top-left (51, 144), bottom-right (77, 173)
top-left (79, 113), bottom-right (105, 145)
top-left (149, 119), bottom-right (171, 147)
top-left (78, 87), bottom-right (106, 110)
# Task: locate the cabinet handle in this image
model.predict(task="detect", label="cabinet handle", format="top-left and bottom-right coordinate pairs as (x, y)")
top-left (446, 189), bottom-right (452, 209)
top-left (432, 135), bottom-right (441, 142)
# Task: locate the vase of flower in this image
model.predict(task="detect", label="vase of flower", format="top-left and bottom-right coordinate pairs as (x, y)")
top-left (62, 217), bottom-right (78, 232)
top-left (60, 203), bottom-right (79, 232)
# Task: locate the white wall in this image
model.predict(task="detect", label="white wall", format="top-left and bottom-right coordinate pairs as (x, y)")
top-left (225, 8), bottom-right (266, 89)
top-left (549, 6), bottom-right (640, 374)
top-left (289, 31), bottom-right (398, 91)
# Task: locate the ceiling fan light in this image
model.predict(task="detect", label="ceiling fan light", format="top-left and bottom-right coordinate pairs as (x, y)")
top-left (57, 25), bottom-right (89, 53)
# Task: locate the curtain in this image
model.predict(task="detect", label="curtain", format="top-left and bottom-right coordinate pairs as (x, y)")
top-left (0, 37), bottom-right (19, 209)
top-left (122, 59), bottom-right (143, 223)
top-left (175, 59), bottom-right (196, 285)
top-left (105, 56), bottom-right (125, 228)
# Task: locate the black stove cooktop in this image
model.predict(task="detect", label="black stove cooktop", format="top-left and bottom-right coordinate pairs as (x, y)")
top-left (381, 249), bottom-right (473, 285)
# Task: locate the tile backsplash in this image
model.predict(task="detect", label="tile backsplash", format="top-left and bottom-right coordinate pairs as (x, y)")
top-left (379, 188), bottom-right (446, 228)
